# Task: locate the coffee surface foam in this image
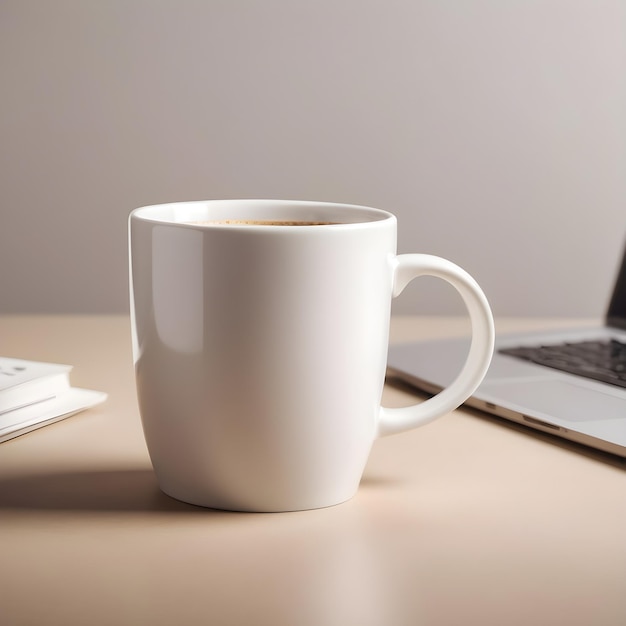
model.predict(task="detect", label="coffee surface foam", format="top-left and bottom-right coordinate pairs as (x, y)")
top-left (189, 219), bottom-right (336, 226)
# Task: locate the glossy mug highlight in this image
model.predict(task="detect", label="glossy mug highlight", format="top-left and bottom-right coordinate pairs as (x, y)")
top-left (129, 200), bottom-right (495, 512)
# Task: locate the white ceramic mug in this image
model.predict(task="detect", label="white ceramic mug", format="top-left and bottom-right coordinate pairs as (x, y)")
top-left (129, 200), bottom-right (494, 512)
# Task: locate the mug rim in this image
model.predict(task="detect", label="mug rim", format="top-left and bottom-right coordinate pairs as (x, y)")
top-left (129, 199), bottom-right (396, 229)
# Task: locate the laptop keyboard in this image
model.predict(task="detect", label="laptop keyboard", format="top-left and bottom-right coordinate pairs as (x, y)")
top-left (499, 339), bottom-right (626, 388)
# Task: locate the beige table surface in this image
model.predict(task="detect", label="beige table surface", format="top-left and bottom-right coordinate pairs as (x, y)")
top-left (0, 315), bottom-right (624, 626)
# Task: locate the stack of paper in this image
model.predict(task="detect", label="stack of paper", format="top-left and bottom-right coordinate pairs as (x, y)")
top-left (0, 357), bottom-right (107, 443)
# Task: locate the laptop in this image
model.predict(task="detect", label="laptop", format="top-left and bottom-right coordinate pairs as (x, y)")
top-left (386, 240), bottom-right (626, 459)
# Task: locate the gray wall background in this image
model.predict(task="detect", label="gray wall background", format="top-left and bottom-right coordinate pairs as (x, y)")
top-left (1, 0), bottom-right (625, 317)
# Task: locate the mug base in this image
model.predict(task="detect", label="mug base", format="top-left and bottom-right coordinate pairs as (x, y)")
top-left (157, 483), bottom-right (357, 513)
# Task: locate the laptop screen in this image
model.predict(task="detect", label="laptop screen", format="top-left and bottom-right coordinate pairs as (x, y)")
top-left (607, 240), bottom-right (626, 330)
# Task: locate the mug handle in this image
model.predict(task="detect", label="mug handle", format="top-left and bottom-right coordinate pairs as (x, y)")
top-left (377, 254), bottom-right (495, 437)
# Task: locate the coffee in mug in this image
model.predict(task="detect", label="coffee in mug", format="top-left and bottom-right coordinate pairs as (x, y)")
top-left (189, 219), bottom-right (337, 226)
